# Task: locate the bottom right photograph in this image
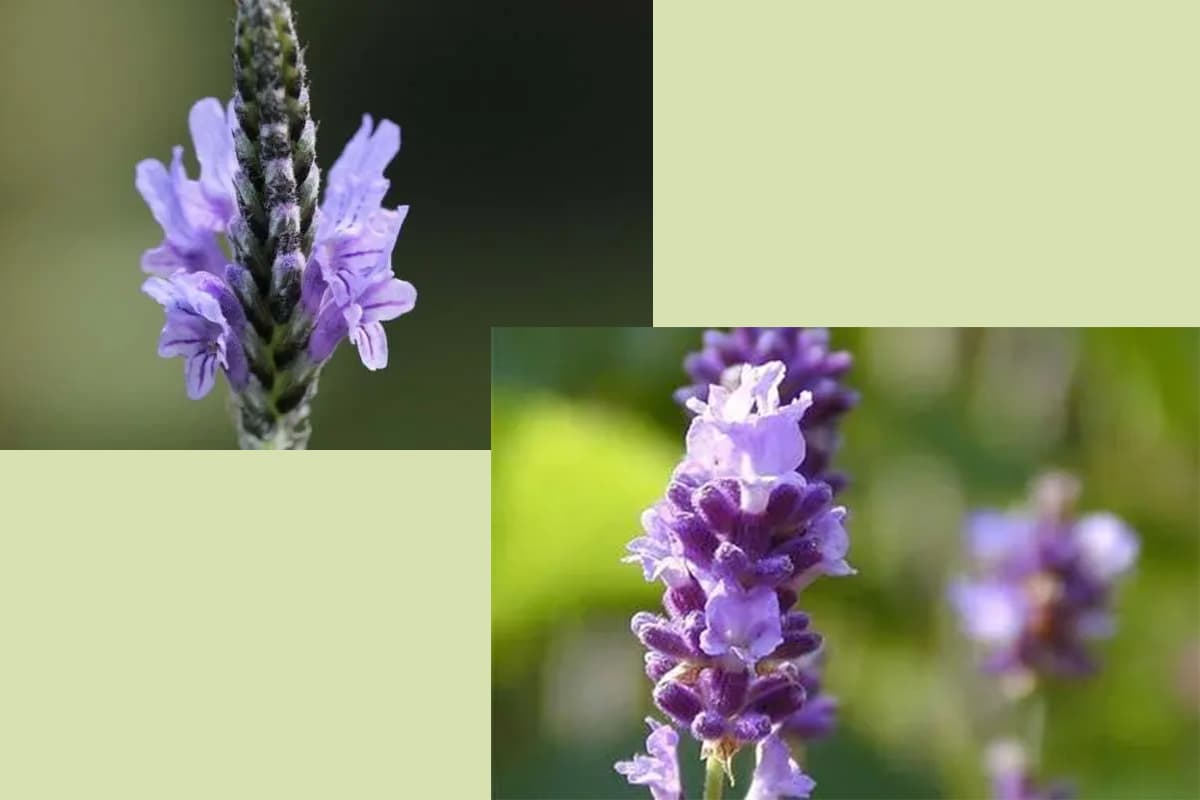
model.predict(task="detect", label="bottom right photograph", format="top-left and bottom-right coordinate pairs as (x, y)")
top-left (491, 327), bottom-right (1199, 800)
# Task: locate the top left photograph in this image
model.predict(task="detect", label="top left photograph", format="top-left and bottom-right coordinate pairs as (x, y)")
top-left (0, 0), bottom-right (651, 448)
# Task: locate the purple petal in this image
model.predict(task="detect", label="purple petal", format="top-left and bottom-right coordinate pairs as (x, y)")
top-left (350, 320), bottom-right (389, 370)
top-left (950, 579), bottom-right (1026, 645)
top-left (184, 351), bottom-right (218, 399)
top-left (188, 97), bottom-right (237, 224)
top-left (309, 303), bottom-right (349, 363)
top-left (359, 277), bottom-right (416, 323)
top-left (746, 734), bottom-right (815, 800)
top-left (158, 311), bottom-right (217, 358)
top-left (1073, 513), bottom-right (1138, 582)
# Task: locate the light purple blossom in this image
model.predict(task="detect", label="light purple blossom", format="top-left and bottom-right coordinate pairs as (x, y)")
top-left (684, 362), bottom-right (811, 511)
top-left (745, 733), bottom-right (816, 800)
top-left (624, 504), bottom-right (690, 587)
top-left (699, 580), bottom-right (783, 665)
top-left (142, 270), bottom-right (248, 399)
top-left (676, 328), bottom-right (858, 491)
top-left (614, 718), bottom-right (681, 800)
top-left (302, 116), bottom-right (417, 370)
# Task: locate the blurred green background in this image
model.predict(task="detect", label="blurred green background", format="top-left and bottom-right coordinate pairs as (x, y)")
top-left (492, 327), bottom-right (1200, 799)
top-left (0, 0), bottom-right (648, 447)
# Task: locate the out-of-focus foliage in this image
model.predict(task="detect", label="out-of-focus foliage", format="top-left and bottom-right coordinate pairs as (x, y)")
top-left (492, 327), bottom-right (1199, 799)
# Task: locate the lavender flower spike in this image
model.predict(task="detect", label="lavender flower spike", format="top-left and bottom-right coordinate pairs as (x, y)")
top-left (620, 350), bottom-right (858, 800)
top-left (134, 0), bottom-right (416, 448)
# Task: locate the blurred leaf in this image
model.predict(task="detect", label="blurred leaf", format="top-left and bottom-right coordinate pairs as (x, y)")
top-left (492, 390), bottom-right (677, 683)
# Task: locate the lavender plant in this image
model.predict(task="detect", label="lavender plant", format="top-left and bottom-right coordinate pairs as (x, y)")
top-left (617, 338), bottom-right (857, 800)
top-left (135, 0), bottom-right (415, 448)
top-left (950, 472), bottom-right (1139, 799)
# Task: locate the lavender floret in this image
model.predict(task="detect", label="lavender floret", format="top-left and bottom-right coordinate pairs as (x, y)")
top-left (134, 0), bottom-right (416, 448)
top-left (676, 328), bottom-right (858, 492)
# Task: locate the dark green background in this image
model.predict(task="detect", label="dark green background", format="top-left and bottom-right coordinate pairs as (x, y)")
top-left (0, 0), bottom-right (649, 447)
top-left (492, 327), bottom-right (1199, 799)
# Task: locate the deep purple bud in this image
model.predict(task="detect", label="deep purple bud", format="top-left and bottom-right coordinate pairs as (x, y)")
top-left (776, 587), bottom-right (799, 612)
top-left (764, 483), bottom-right (804, 529)
top-left (669, 512), bottom-right (719, 567)
top-left (732, 712), bottom-right (773, 743)
top-left (751, 681), bottom-right (807, 723)
top-left (703, 667), bottom-right (750, 717)
top-left (664, 580), bottom-right (707, 619)
top-left (667, 478), bottom-right (696, 512)
top-left (645, 653), bottom-right (678, 683)
top-left (773, 631), bottom-right (823, 660)
top-left (694, 482), bottom-right (739, 533)
top-left (751, 555), bottom-right (794, 585)
top-left (796, 482), bottom-right (834, 525)
top-left (636, 620), bottom-right (696, 661)
top-left (713, 542), bottom-right (750, 581)
top-left (654, 680), bottom-right (703, 727)
top-left (691, 711), bottom-right (729, 741)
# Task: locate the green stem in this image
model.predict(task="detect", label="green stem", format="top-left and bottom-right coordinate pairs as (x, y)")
top-left (1027, 693), bottom-right (1046, 768)
top-left (703, 756), bottom-right (726, 800)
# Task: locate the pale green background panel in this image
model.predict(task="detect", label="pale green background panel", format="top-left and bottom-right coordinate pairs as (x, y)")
top-left (0, 452), bottom-right (489, 799)
top-left (655, 1), bottom-right (1200, 324)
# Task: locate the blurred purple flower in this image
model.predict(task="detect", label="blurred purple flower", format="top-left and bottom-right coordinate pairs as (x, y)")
top-left (951, 473), bottom-right (1139, 689)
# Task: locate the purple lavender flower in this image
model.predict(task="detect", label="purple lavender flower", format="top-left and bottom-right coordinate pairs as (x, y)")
top-left (614, 718), bottom-right (682, 800)
top-left (677, 329), bottom-right (858, 492)
top-left (142, 271), bottom-right (248, 399)
top-left (134, 101), bottom-right (235, 278)
top-left (950, 473), bottom-right (1139, 690)
top-left (134, 0), bottom-right (416, 448)
top-left (302, 116), bottom-right (416, 370)
top-left (620, 359), bottom-right (856, 799)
